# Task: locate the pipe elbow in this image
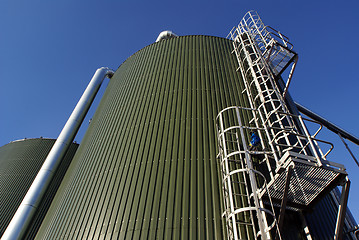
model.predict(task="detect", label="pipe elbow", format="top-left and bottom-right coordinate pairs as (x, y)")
top-left (97, 67), bottom-right (115, 78)
top-left (155, 30), bottom-right (178, 42)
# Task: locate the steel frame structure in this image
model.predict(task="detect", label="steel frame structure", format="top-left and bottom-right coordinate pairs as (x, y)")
top-left (217, 11), bottom-right (349, 240)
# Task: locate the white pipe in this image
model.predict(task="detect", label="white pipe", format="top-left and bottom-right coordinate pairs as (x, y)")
top-left (2, 67), bottom-right (114, 240)
top-left (155, 30), bottom-right (178, 42)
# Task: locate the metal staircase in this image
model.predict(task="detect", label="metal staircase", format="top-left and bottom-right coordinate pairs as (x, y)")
top-left (217, 11), bottom-right (348, 240)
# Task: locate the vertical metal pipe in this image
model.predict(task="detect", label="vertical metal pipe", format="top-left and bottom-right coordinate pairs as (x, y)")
top-left (2, 67), bottom-right (114, 240)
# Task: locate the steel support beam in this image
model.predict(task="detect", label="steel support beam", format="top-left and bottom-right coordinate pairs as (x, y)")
top-left (338, 133), bottom-right (359, 167)
top-left (334, 178), bottom-right (351, 240)
top-left (295, 102), bottom-right (359, 146)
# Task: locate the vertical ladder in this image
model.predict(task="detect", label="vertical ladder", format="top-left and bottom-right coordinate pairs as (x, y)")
top-left (217, 106), bottom-right (280, 240)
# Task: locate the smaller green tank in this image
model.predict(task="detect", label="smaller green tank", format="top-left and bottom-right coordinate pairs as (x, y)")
top-left (0, 138), bottom-right (78, 239)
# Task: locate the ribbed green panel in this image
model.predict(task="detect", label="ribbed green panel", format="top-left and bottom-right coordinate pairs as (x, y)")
top-left (0, 138), bottom-right (78, 239)
top-left (36, 36), bottom-right (251, 239)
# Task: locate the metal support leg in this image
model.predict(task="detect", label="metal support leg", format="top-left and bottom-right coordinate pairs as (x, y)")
top-left (334, 177), bottom-right (351, 240)
top-left (299, 212), bottom-right (313, 240)
top-left (275, 165), bottom-right (293, 240)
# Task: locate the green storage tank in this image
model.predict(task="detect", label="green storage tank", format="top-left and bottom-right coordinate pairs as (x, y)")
top-left (35, 35), bottom-right (252, 239)
top-left (0, 138), bottom-right (78, 239)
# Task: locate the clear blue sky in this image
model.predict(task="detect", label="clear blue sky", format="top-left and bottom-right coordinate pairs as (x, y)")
top-left (1, 0), bottom-right (358, 222)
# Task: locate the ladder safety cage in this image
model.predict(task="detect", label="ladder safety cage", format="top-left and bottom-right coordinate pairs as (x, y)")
top-left (217, 106), bottom-right (282, 240)
top-left (228, 10), bottom-right (298, 99)
top-left (229, 27), bottom-right (321, 168)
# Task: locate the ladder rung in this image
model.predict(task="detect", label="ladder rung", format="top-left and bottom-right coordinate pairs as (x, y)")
top-left (233, 193), bottom-right (249, 197)
top-left (236, 221), bottom-right (254, 226)
top-left (233, 181), bottom-right (247, 185)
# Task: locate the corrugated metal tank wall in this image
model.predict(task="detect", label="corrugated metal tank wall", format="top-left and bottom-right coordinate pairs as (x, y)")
top-left (0, 138), bottom-right (78, 239)
top-left (35, 35), bottom-right (253, 239)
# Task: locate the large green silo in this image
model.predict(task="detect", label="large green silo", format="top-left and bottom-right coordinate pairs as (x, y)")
top-left (33, 34), bottom-right (358, 240)
top-left (35, 36), bottom-right (252, 239)
top-left (0, 138), bottom-right (78, 239)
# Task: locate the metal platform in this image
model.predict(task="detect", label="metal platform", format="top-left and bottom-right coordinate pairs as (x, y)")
top-left (261, 151), bottom-right (347, 209)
